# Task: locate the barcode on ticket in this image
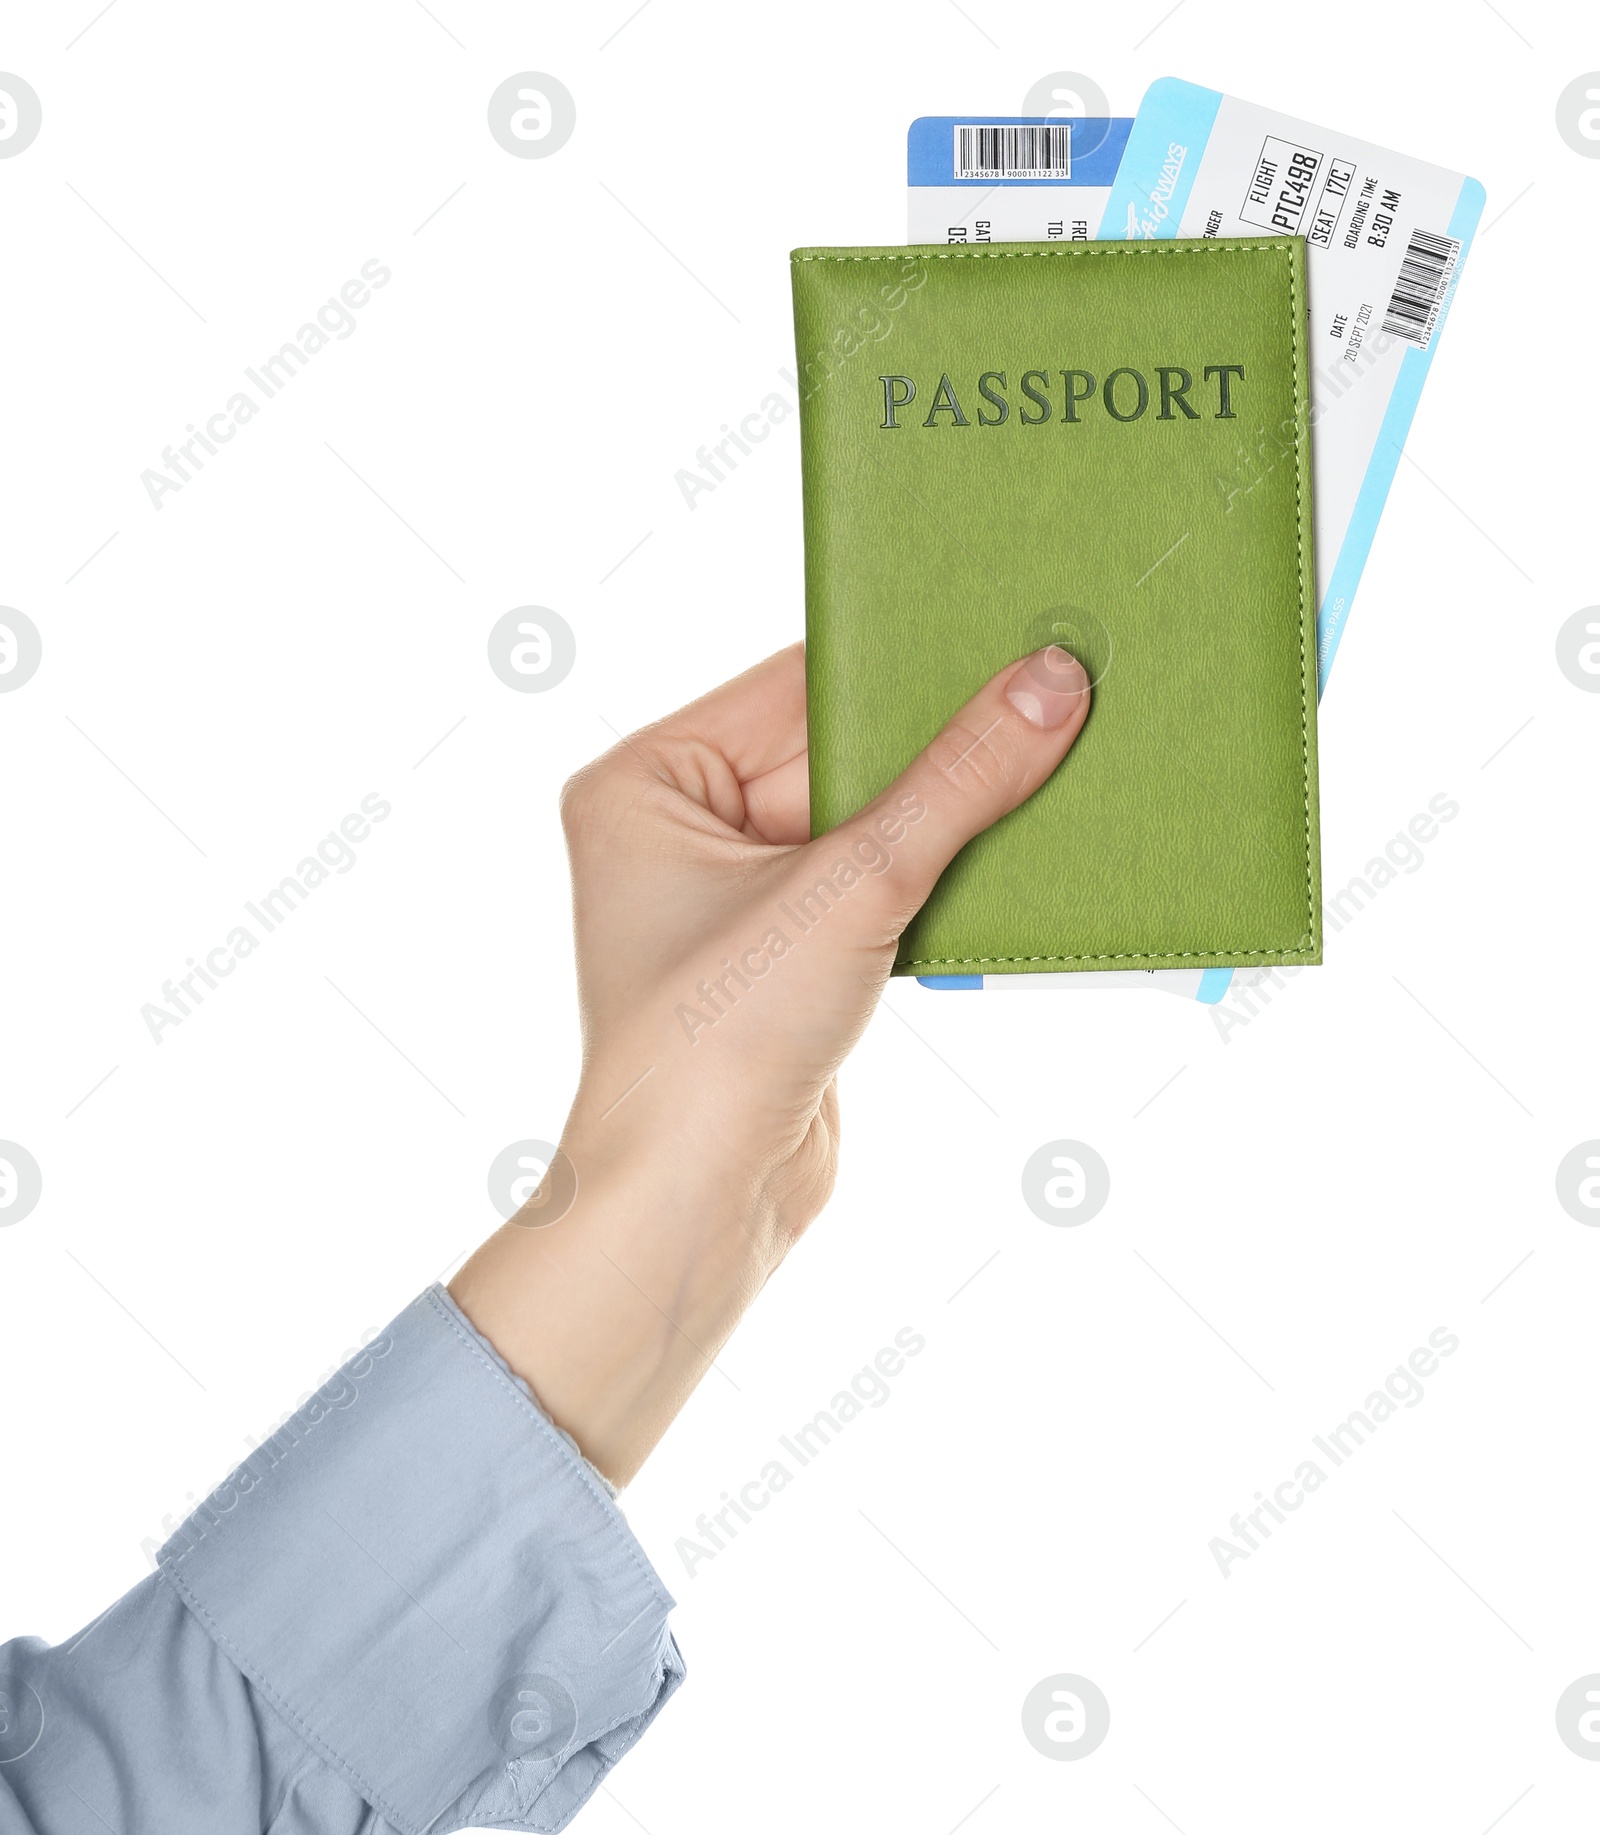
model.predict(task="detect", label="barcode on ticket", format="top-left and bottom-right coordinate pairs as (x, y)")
top-left (953, 122), bottom-right (1071, 179)
top-left (1381, 227), bottom-right (1460, 348)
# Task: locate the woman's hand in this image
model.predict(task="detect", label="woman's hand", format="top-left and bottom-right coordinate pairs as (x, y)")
top-left (451, 642), bottom-right (1090, 1483)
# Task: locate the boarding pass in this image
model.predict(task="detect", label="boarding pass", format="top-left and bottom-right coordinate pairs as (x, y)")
top-left (907, 115), bottom-right (1131, 244)
top-left (1101, 78), bottom-right (1484, 689)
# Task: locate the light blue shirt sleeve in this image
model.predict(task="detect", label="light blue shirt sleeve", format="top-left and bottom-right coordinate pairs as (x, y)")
top-left (0, 1284), bottom-right (685, 1835)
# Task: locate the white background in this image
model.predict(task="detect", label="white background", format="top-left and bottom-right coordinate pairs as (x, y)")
top-left (3, 2), bottom-right (1598, 1830)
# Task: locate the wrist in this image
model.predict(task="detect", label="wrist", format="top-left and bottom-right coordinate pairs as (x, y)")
top-left (561, 1068), bottom-right (818, 1269)
top-left (449, 1108), bottom-right (777, 1487)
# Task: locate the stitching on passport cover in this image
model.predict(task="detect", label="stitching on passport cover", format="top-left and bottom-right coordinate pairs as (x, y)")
top-left (791, 242), bottom-right (1289, 262)
top-left (905, 946), bottom-right (1316, 967)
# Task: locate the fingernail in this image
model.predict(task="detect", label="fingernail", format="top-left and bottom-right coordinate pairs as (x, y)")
top-left (1005, 645), bottom-right (1089, 730)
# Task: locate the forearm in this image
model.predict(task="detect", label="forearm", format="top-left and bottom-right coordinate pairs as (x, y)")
top-left (449, 1100), bottom-right (791, 1488)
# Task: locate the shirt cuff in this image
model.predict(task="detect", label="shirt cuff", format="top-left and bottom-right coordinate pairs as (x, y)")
top-left (157, 1284), bottom-right (685, 1835)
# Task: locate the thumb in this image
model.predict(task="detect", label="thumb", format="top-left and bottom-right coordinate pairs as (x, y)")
top-left (814, 644), bottom-right (1092, 926)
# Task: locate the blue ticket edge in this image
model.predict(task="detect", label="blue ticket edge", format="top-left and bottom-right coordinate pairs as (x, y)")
top-left (1099, 78), bottom-right (1485, 696)
top-left (919, 968), bottom-right (1237, 1001)
top-left (908, 115), bottom-right (1132, 188)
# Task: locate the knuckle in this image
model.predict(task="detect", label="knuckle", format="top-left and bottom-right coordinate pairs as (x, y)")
top-left (557, 767), bottom-right (592, 831)
top-left (558, 758), bottom-right (616, 839)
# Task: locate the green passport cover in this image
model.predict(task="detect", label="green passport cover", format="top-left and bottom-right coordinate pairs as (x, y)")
top-left (791, 238), bottom-right (1322, 977)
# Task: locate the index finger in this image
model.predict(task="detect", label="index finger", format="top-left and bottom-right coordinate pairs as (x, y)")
top-left (646, 642), bottom-right (807, 783)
